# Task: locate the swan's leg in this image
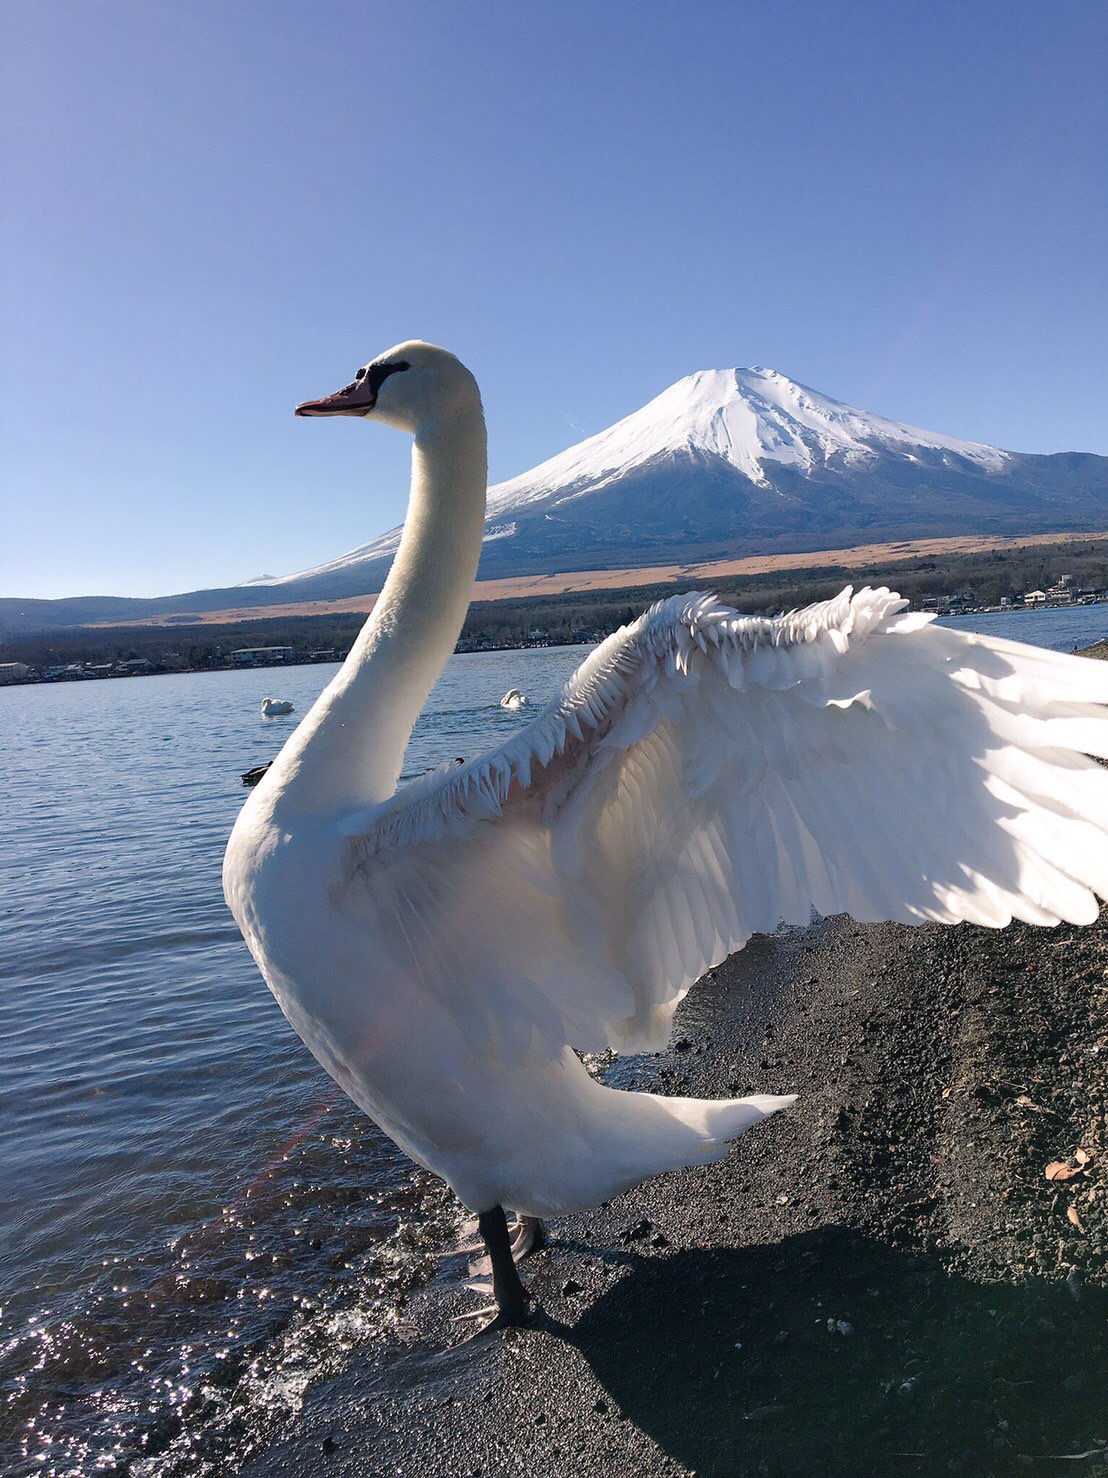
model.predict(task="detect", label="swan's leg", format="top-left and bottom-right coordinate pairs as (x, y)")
top-left (480, 1205), bottom-right (529, 1324)
top-left (454, 1211), bottom-right (544, 1262)
top-left (509, 1214), bottom-right (546, 1260)
top-left (453, 1205), bottom-right (529, 1332)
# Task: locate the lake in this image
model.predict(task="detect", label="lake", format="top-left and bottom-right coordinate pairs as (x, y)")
top-left (1, 600), bottom-right (1105, 1474)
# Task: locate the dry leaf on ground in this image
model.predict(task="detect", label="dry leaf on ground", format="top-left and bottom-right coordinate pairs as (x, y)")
top-left (1046, 1160), bottom-right (1084, 1182)
top-left (1046, 1147), bottom-right (1096, 1180)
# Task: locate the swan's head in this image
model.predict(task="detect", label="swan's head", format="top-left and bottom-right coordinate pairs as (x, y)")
top-left (295, 341), bottom-right (479, 434)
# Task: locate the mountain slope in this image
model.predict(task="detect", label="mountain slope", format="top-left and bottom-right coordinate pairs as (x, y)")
top-left (254, 367), bottom-right (1105, 594)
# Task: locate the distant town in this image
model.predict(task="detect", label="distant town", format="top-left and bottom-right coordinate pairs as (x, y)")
top-left (0, 645), bottom-right (350, 686)
top-left (918, 571), bottom-right (1103, 615)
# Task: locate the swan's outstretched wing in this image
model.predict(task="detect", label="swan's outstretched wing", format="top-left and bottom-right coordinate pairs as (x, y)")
top-left (340, 587), bottom-right (1108, 1057)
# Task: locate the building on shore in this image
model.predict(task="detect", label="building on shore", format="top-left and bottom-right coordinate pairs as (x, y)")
top-left (0, 662), bottom-right (31, 684)
top-left (230, 646), bottom-right (295, 668)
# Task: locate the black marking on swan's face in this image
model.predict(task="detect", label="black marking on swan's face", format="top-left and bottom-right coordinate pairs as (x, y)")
top-left (295, 359), bottom-right (411, 417)
top-left (351, 358), bottom-right (410, 405)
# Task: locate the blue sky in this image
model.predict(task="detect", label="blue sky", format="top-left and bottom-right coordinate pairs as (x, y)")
top-left (3, 0), bottom-right (1105, 598)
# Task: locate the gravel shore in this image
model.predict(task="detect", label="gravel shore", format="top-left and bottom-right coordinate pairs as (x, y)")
top-left (246, 911), bottom-right (1107, 1477)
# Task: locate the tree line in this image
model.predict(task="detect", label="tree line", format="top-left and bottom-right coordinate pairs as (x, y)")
top-left (4, 538), bottom-right (1106, 674)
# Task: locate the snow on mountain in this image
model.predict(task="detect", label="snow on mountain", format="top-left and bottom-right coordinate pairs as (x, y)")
top-left (258, 367), bottom-right (1011, 588)
top-left (487, 366), bottom-right (1008, 510)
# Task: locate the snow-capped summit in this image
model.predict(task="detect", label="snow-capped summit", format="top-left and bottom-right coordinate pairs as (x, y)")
top-left (485, 367), bottom-right (1008, 517)
top-left (261, 365), bottom-right (1043, 593)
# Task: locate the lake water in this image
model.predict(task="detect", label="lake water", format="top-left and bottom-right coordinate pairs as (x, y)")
top-left (937, 602), bottom-right (1108, 652)
top-left (1, 601), bottom-right (1105, 1474)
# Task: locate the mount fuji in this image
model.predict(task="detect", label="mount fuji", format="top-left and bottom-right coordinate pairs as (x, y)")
top-left (3, 368), bottom-right (1105, 632)
top-left (251, 365), bottom-right (1106, 597)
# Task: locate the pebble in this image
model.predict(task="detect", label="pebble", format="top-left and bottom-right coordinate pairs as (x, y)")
top-left (620, 1218), bottom-right (653, 1242)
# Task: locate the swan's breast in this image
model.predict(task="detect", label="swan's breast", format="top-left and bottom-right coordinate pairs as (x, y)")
top-left (225, 807), bottom-right (405, 1068)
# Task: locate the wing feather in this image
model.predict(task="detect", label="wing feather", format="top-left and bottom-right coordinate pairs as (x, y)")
top-left (340, 588), bottom-right (1108, 1055)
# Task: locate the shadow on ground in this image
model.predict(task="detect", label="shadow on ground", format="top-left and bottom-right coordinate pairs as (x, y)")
top-left (546, 1226), bottom-right (1107, 1476)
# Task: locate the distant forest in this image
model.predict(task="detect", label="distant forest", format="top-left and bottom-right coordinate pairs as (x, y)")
top-left (4, 538), bottom-right (1107, 673)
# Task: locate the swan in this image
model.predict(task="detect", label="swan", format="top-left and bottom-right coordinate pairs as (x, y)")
top-left (261, 697), bottom-right (295, 717)
top-left (224, 341), bottom-right (1108, 1330)
top-left (500, 688), bottom-right (527, 710)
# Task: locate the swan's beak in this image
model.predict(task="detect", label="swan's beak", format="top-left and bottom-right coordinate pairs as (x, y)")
top-left (295, 384), bottom-right (376, 417)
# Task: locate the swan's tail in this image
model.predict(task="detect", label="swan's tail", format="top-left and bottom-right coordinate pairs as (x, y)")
top-left (513, 1071), bottom-right (796, 1217)
top-left (600, 1081), bottom-right (796, 1184)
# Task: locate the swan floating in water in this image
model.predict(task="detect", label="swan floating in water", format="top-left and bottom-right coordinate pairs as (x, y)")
top-left (224, 341), bottom-right (1108, 1331)
top-left (499, 688), bottom-right (527, 710)
top-left (260, 697), bottom-right (294, 717)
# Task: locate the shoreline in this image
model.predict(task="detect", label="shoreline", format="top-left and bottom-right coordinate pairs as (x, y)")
top-left (5, 597), bottom-right (1106, 689)
top-left (243, 912), bottom-right (1107, 1476)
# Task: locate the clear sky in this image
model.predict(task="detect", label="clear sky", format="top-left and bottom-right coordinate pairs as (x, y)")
top-left (3, 0), bottom-right (1105, 599)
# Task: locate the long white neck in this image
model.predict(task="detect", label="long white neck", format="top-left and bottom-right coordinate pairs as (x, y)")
top-left (269, 406), bottom-right (488, 817)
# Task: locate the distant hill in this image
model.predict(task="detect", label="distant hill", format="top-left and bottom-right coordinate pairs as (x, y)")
top-left (3, 367), bottom-right (1105, 634)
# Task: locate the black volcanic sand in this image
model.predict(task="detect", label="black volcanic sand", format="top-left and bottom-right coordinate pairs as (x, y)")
top-left (244, 914), bottom-right (1108, 1478)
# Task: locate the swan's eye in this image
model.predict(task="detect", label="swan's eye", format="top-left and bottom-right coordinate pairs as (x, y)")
top-left (354, 367), bottom-right (367, 381)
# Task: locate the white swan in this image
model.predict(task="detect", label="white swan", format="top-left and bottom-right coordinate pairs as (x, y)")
top-left (500, 688), bottom-right (527, 710)
top-left (224, 341), bottom-right (1108, 1329)
top-left (260, 697), bottom-right (294, 717)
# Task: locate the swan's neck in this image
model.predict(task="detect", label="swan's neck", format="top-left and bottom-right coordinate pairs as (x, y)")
top-left (272, 408), bottom-right (488, 816)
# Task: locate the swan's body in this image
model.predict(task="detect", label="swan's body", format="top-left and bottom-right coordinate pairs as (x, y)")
top-left (225, 342), bottom-right (1108, 1324)
top-left (500, 688), bottom-right (527, 710)
top-left (261, 697), bottom-right (294, 717)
